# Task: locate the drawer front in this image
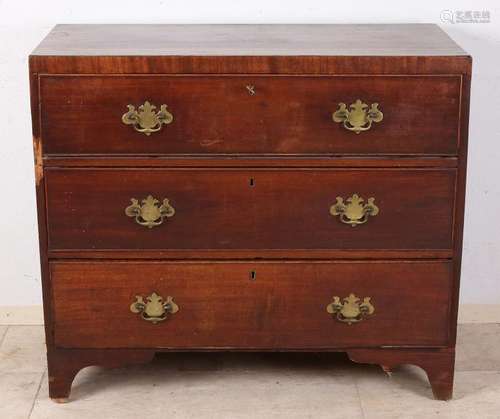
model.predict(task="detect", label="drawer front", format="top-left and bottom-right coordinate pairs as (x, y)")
top-left (51, 261), bottom-right (452, 348)
top-left (45, 168), bottom-right (455, 252)
top-left (40, 75), bottom-right (460, 155)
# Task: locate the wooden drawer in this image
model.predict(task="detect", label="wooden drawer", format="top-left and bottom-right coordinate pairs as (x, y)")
top-left (45, 168), bottom-right (456, 253)
top-left (40, 75), bottom-right (461, 156)
top-left (51, 261), bottom-right (452, 348)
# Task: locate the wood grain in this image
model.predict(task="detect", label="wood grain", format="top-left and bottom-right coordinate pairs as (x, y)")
top-left (51, 260), bottom-right (453, 349)
top-left (29, 25), bottom-right (471, 76)
top-left (40, 75), bottom-right (461, 156)
top-left (347, 348), bottom-right (455, 400)
top-left (32, 24), bottom-right (467, 57)
top-left (43, 156), bottom-right (459, 168)
top-left (46, 249), bottom-right (454, 260)
top-left (47, 347), bottom-right (155, 401)
top-left (30, 55), bottom-right (472, 76)
top-left (45, 168), bottom-right (456, 252)
top-left (28, 24), bottom-right (471, 401)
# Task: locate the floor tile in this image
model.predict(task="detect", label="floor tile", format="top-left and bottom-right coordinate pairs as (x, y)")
top-left (0, 326), bottom-right (46, 373)
top-left (216, 351), bottom-right (361, 374)
top-left (0, 325), bottom-right (8, 345)
top-left (0, 371), bottom-right (43, 419)
top-left (356, 365), bottom-right (500, 419)
top-left (31, 354), bottom-right (364, 419)
top-left (456, 323), bottom-right (500, 371)
top-left (0, 323), bottom-right (496, 418)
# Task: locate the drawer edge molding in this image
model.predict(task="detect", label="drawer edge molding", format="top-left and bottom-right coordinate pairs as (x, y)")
top-left (42, 156), bottom-right (460, 168)
top-left (47, 249), bottom-right (455, 260)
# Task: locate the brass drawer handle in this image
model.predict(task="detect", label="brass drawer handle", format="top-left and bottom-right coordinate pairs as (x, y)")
top-left (329, 194), bottom-right (379, 227)
top-left (326, 293), bottom-right (375, 324)
top-left (125, 195), bottom-right (175, 228)
top-left (130, 292), bottom-right (179, 324)
top-left (332, 99), bottom-right (383, 134)
top-left (122, 101), bottom-right (173, 135)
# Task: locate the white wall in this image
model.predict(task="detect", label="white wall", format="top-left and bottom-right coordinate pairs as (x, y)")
top-left (0, 0), bottom-right (499, 306)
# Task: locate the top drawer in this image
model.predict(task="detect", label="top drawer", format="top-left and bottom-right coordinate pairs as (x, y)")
top-left (39, 75), bottom-right (461, 156)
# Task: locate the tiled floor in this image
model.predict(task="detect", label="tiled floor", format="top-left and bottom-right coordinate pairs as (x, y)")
top-left (1, 325), bottom-right (500, 418)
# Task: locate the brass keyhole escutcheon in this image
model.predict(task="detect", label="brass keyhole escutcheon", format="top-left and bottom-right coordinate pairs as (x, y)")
top-left (246, 85), bottom-right (256, 95)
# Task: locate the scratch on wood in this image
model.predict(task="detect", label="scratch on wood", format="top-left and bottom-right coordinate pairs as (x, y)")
top-left (34, 136), bottom-right (43, 186)
top-left (200, 139), bottom-right (223, 147)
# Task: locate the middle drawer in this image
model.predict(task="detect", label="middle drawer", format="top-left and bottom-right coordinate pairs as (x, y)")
top-left (46, 168), bottom-right (455, 253)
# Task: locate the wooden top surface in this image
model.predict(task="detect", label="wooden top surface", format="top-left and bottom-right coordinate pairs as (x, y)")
top-left (32, 24), bottom-right (467, 57)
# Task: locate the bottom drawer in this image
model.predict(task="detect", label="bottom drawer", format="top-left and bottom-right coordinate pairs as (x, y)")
top-left (51, 261), bottom-right (452, 349)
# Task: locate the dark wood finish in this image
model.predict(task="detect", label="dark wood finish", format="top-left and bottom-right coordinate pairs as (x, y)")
top-left (45, 168), bottom-right (456, 252)
top-left (30, 55), bottom-right (471, 76)
top-left (47, 347), bottom-right (155, 401)
top-left (51, 261), bottom-right (452, 348)
top-left (40, 75), bottom-right (460, 156)
top-left (46, 346), bottom-right (454, 402)
top-left (43, 156), bottom-right (459, 168)
top-left (32, 24), bottom-right (467, 57)
top-left (347, 348), bottom-right (455, 400)
top-left (47, 249), bottom-right (454, 260)
top-left (30, 25), bottom-right (470, 75)
top-left (449, 73), bottom-right (471, 346)
top-left (29, 24), bottom-right (471, 401)
top-left (30, 67), bottom-right (55, 350)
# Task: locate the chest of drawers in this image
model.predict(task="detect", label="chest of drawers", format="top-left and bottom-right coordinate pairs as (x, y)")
top-left (30, 24), bottom-right (471, 402)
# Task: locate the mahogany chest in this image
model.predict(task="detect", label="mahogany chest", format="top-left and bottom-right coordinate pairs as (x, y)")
top-left (29, 24), bottom-right (471, 401)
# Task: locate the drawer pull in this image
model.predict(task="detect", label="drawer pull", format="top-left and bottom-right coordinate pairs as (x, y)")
top-left (130, 292), bottom-right (179, 324)
top-left (122, 101), bottom-right (173, 135)
top-left (125, 195), bottom-right (175, 228)
top-left (326, 293), bottom-right (375, 324)
top-left (332, 99), bottom-right (383, 134)
top-left (329, 194), bottom-right (379, 227)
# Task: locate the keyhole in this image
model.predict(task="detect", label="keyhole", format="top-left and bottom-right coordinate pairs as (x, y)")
top-left (249, 270), bottom-right (257, 281)
top-left (246, 85), bottom-right (256, 95)
top-left (249, 177), bottom-right (255, 187)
